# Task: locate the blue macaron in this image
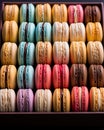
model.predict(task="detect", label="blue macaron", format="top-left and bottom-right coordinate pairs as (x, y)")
top-left (17, 65), bottom-right (34, 89)
top-left (19, 22), bottom-right (35, 43)
top-left (18, 42), bottom-right (35, 65)
top-left (20, 3), bottom-right (35, 23)
top-left (35, 22), bottom-right (52, 42)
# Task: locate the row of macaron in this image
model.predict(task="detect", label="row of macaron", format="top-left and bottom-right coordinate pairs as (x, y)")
top-left (3, 3), bottom-right (102, 24)
top-left (2, 21), bottom-right (103, 43)
top-left (0, 64), bottom-right (104, 90)
top-left (0, 41), bottom-right (104, 66)
top-left (0, 87), bottom-right (103, 112)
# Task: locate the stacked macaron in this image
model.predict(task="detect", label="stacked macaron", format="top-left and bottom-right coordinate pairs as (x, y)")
top-left (52, 4), bottom-right (70, 112)
top-left (0, 4), bottom-right (20, 111)
top-left (17, 3), bottom-right (36, 112)
top-left (68, 4), bottom-right (89, 112)
top-left (84, 5), bottom-right (104, 111)
top-left (34, 3), bottom-right (52, 112)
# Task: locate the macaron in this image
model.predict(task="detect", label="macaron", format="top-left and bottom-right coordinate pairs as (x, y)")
top-left (53, 88), bottom-right (70, 112)
top-left (87, 41), bottom-right (104, 65)
top-left (19, 22), bottom-right (35, 43)
top-left (53, 22), bottom-right (69, 42)
top-left (0, 42), bottom-right (17, 65)
top-left (88, 65), bottom-right (104, 87)
top-left (52, 64), bottom-right (69, 89)
top-left (20, 3), bottom-right (35, 23)
top-left (53, 41), bottom-right (69, 64)
top-left (70, 22), bottom-right (86, 42)
top-left (34, 89), bottom-right (52, 112)
top-left (84, 5), bottom-right (101, 24)
top-left (0, 88), bottom-right (16, 112)
top-left (17, 65), bottom-right (34, 89)
top-left (99, 87), bottom-right (104, 111)
top-left (18, 42), bottom-right (35, 65)
top-left (70, 41), bottom-right (87, 64)
top-left (17, 89), bottom-right (34, 112)
top-left (90, 87), bottom-right (101, 112)
top-left (0, 65), bottom-right (17, 89)
top-left (36, 3), bottom-right (51, 23)
top-left (35, 41), bottom-right (52, 64)
top-left (71, 86), bottom-right (89, 112)
top-left (2, 20), bottom-right (18, 43)
top-left (70, 64), bottom-right (87, 87)
top-left (3, 4), bottom-right (19, 23)
top-left (86, 22), bottom-right (103, 42)
top-left (52, 4), bottom-right (68, 23)
top-left (68, 4), bottom-right (84, 24)
top-left (35, 64), bottom-right (51, 89)
top-left (35, 22), bottom-right (51, 42)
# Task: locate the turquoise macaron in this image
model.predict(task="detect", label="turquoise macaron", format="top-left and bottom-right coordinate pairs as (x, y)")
top-left (20, 3), bottom-right (35, 23)
top-left (17, 65), bottom-right (34, 89)
top-left (18, 42), bottom-right (35, 65)
top-left (19, 22), bottom-right (35, 43)
top-left (36, 22), bottom-right (52, 42)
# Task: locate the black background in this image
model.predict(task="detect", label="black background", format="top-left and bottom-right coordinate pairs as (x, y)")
top-left (0, 0), bottom-right (104, 128)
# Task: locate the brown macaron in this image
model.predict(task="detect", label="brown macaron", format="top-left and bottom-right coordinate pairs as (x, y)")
top-left (70, 64), bottom-right (87, 87)
top-left (88, 65), bottom-right (104, 87)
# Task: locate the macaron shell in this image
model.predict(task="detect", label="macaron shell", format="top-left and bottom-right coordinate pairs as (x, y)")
top-left (2, 21), bottom-right (18, 43)
top-left (0, 65), bottom-right (17, 89)
top-left (53, 41), bottom-right (69, 64)
top-left (1, 42), bottom-right (17, 65)
top-left (87, 41), bottom-right (104, 64)
top-left (36, 3), bottom-right (51, 23)
top-left (70, 41), bottom-right (86, 64)
top-left (70, 23), bottom-right (86, 42)
top-left (3, 4), bottom-right (19, 23)
top-left (36, 41), bottom-right (52, 64)
top-left (18, 42), bottom-right (35, 65)
top-left (100, 88), bottom-right (104, 111)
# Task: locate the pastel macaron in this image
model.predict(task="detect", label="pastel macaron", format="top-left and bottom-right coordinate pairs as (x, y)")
top-left (36, 22), bottom-right (51, 42)
top-left (88, 65), bottom-right (104, 87)
top-left (20, 3), bottom-right (35, 23)
top-left (36, 3), bottom-right (51, 23)
top-left (70, 22), bottom-right (86, 42)
top-left (53, 42), bottom-right (69, 64)
top-left (18, 42), bottom-right (35, 65)
top-left (70, 64), bottom-right (87, 87)
top-left (2, 21), bottom-right (18, 43)
top-left (17, 65), bottom-right (34, 89)
top-left (86, 22), bottom-right (103, 42)
top-left (90, 87), bottom-right (104, 111)
top-left (70, 41), bottom-right (87, 64)
top-left (53, 22), bottom-right (69, 42)
top-left (0, 89), bottom-right (16, 112)
top-left (52, 4), bottom-right (68, 23)
top-left (34, 89), bottom-right (52, 112)
top-left (0, 42), bottom-right (18, 65)
top-left (35, 64), bottom-right (51, 89)
top-left (53, 88), bottom-right (70, 112)
top-left (87, 41), bottom-right (104, 65)
top-left (17, 89), bottom-right (34, 112)
top-left (19, 22), bottom-right (35, 43)
top-left (0, 65), bottom-right (17, 89)
top-left (68, 4), bottom-right (84, 24)
top-left (84, 5), bottom-right (101, 24)
top-left (71, 86), bottom-right (89, 112)
top-left (52, 64), bottom-right (69, 89)
top-left (3, 4), bottom-right (19, 23)
top-left (36, 41), bottom-right (52, 64)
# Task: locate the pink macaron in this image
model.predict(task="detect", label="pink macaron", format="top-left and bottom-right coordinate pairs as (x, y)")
top-left (52, 64), bottom-right (69, 89)
top-left (16, 89), bottom-right (34, 112)
top-left (68, 4), bottom-right (84, 24)
top-left (35, 64), bottom-right (51, 89)
top-left (71, 86), bottom-right (89, 112)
